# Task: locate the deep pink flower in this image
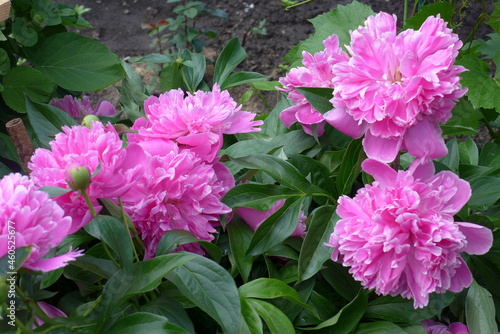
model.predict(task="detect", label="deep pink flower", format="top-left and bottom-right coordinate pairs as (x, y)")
top-left (0, 173), bottom-right (82, 272)
top-left (324, 13), bottom-right (467, 163)
top-left (236, 199), bottom-right (307, 237)
top-left (29, 122), bottom-right (144, 234)
top-left (327, 159), bottom-right (492, 308)
top-left (422, 319), bottom-right (470, 334)
top-left (34, 301), bottom-right (68, 327)
top-left (133, 84), bottom-right (262, 162)
top-left (121, 137), bottom-right (234, 259)
top-left (51, 95), bottom-right (117, 120)
top-left (278, 35), bottom-right (349, 136)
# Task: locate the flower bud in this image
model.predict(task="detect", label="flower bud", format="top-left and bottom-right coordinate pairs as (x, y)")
top-left (65, 164), bottom-right (91, 191)
top-left (81, 115), bottom-right (100, 128)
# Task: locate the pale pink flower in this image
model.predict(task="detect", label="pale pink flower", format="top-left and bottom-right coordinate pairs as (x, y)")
top-left (121, 137), bottom-right (234, 259)
top-left (327, 159), bottom-right (493, 308)
top-left (29, 122), bottom-right (144, 234)
top-left (0, 173), bottom-right (82, 272)
top-left (422, 319), bottom-right (470, 334)
top-left (34, 301), bottom-right (67, 327)
top-left (278, 35), bottom-right (349, 136)
top-left (133, 84), bottom-right (262, 162)
top-left (324, 13), bottom-right (467, 163)
top-left (236, 199), bottom-right (307, 237)
top-left (51, 95), bottom-right (117, 120)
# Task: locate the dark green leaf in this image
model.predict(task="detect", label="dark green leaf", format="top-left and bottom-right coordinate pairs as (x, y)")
top-left (0, 246), bottom-right (31, 276)
top-left (336, 138), bottom-right (365, 195)
top-left (246, 299), bottom-right (295, 334)
top-left (436, 137), bottom-right (459, 173)
top-left (321, 261), bottom-right (362, 301)
top-left (469, 176), bottom-right (500, 210)
top-left (404, 2), bottom-right (453, 30)
top-left (223, 183), bottom-right (300, 210)
top-left (26, 32), bottom-right (125, 91)
top-left (155, 229), bottom-right (222, 262)
top-left (70, 255), bottom-right (118, 279)
top-left (239, 278), bottom-right (308, 308)
top-left (119, 61), bottom-right (147, 121)
top-left (240, 297), bottom-right (263, 334)
top-left (141, 297), bottom-right (195, 334)
top-left (12, 18), bottom-right (38, 46)
top-left (2, 67), bottom-right (56, 113)
top-left (220, 71), bottom-right (268, 90)
top-left (441, 99), bottom-right (483, 136)
top-left (261, 95), bottom-right (290, 137)
top-left (85, 215), bottom-right (134, 269)
top-left (214, 37), bottom-right (247, 85)
top-left (160, 61), bottom-right (184, 92)
top-left (0, 48), bottom-right (10, 75)
top-left (354, 321), bottom-right (410, 334)
top-left (40, 267), bottom-right (64, 289)
top-left (296, 87), bottom-right (334, 114)
top-left (166, 254), bottom-right (241, 334)
top-left (466, 280), bottom-right (498, 334)
top-left (228, 218), bottom-right (255, 282)
top-left (246, 197), bottom-right (303, 257)
top-left (459, 137), bottom-right (479, 165)
top-left (487, 2), bottom-right (500, 33)
top-left (180, 50), bottom-right (206, 92)
top-left (298, 206), bottom-right (338, 282)
top-left (32, 0), bottom-right (62, 26)
top-left (106, 312), bottom-right (190, 334)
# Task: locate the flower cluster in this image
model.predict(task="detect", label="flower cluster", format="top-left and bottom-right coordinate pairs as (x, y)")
top-left (326, 159), bottom-right (492, 308)
top-left (278, 35), bottom-right (348, 136)
top-left (0, 173), bottom-right (82, 272)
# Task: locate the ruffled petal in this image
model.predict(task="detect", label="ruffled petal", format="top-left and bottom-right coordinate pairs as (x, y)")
top-left (457, 222), bottom-right (493, 255)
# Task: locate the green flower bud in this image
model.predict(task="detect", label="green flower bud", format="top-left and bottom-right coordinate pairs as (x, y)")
top-left (65, 164), bottom-right (91, 191)
top-left (82, 115), bottom-right (100, 128)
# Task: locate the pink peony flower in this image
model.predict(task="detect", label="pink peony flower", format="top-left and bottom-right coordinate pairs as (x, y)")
top-left (324, 13), bottom-right (467, 163)
top-left (132, 84), bottom-right (262, 162)
top-left (0, 173), bottom-right (82, 272)
top-left (278, 35), bottom-right (349, 136)
top-left (51, 95), bottom-right (117, 120)
top-left (121, 137), bottom-right (234, 259)
top-left (236, 199), bottom-right (307, 237)
top-left (326, 159), bottom-right (493, 308)
top-left (29, 122), bottom-right (144, 234)
top-left (34, 301), bottom-right (68, 327)
top-left (422, 319), bottom-right (470, 334)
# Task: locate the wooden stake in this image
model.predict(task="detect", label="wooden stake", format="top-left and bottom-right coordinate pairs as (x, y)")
top-left (0, 0), bottom-right (10, 23)
top-left (6, 118), bottom-right (34, 174)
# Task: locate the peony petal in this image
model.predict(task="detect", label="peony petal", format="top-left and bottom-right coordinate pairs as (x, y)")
top-left (361, 158), bottom-right (397, 187)
top-left (23, 250), bottom-right (83, 272)
top-left (447, 257), bottom-right (473, 292)
top-left (324, 107), bottom-right (366, 138)
top-left (403, 117), bottom-right (448, 162)
top-left (457, 222), bottom-right (493, 255)
top-left (362, 131), bottom-right (402, 163)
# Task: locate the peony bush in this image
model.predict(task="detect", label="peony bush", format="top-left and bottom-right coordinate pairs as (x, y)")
top-left (1, 1), bottom-right (500, 333)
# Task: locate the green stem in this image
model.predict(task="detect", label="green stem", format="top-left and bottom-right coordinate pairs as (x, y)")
top-left (285, 0), bottom-right (312, 10)
top-left (403, 0), bottom-right (409, 22)
top-left (81, 188), bottom-right (97, 218)
top-left (118, 198), bottom-right (141, 262)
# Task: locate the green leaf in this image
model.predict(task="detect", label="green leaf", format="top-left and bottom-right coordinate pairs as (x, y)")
top-left (250, 80), bottom-right (280, 91)
top-left (106, 312), bottom-right (190, 334)
top-left (166, 254), bottom-right (241, 334)
top-left (459, 137), bottom-right (479, 165)
top-left (2, 67), bottom-right (56, 113)
top-left (441, 99), bottom-right (483, 136)
top-left (246, 197), bottom-right (303, 257)
top-left (0, 48), bottom-right (10, 75)
top-left (283, 1), bottom-right (374, 66)
top-left (25, 98), bottom-right (78, 148)
top-left (119, 61), bottom-right (148, 121)
top-left (220, 71), bottom-right (268, 90)
top-left (466, 280), bottom-right (498, 334)
top-left (228, 218), bottom-right (255, 282)
top-left (12, 18), bottom-right (38, 46)
top-left (336, 138), bottom-right (365, 195)
top-left (71, 255), bottom-right (118, 279)
top-left (365, 292), bottom-right (455, 324)
top-left (246, 298), bottom-right (295, 334)
top-left (155, 229), bottom-right (222, 262)
top-left (321, 261), bottom-right (362, 301)
top-left (261, 95), bottom-right (290, 137)
top-left (300, 288), bottom-right (367, 332)
top-left (98, 253), bottom-right (195, 325)
top-left (456, 54), bottom-right (500, 111)
top-left (230, 155), bottom-right (330, 197)
top-left (180, 50), bottom-right (206, 92)
top-left (239, 278), bottom-right (308, 308)
top-left (141, 297), bottom-right (195, 334)
top-left (354, 321), bottom-right (410, 334)
top-left (469, 176), bottom-right (500, 210)
top-left (240, 297), bottom-right (263, 334)
top-left (40, 267), bottom-right (64, 289)
top-left (404, 2), bottom-right (453, 30)
top-left (298, 206), bottom-right (338, 282)
top-left (26, 32), bottom-right (125, 91)
top-left (85, 215), bottom-right (134, 269)
top-left (160, 61), bottom-right (184, 92)
top-left (479, 142), bottom-right (500, 169)
top-left (487, 2), bottom-right (500, 33)
top-left (296, 87), bottom-right (334, 114)
top-left (436, 137), bottom-right (459, 173)
top-left (32, 0), bottom-right (62, 26)
top-left (38, 186), bottom-right (74, 198)
top-left (214, 37), bottom-right (247, 85)
top-left (0, 246), bottom-right (32, 276)
top-left (223, 183), bottom-right (300, 210)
